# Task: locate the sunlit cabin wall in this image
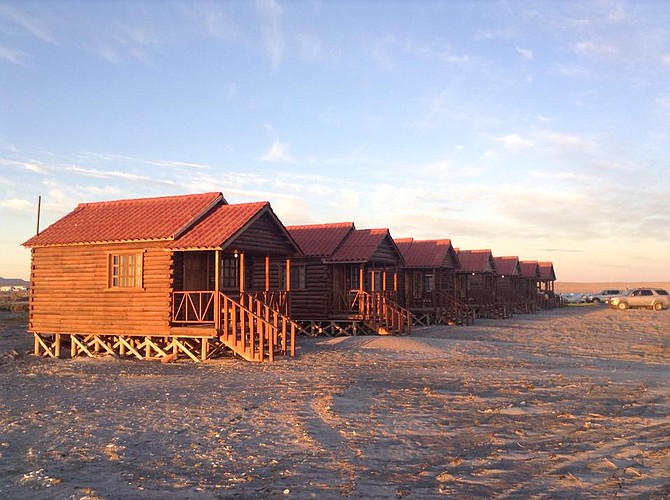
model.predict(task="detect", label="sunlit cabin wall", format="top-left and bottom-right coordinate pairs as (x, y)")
top-left (28, 241), bottom-right (173, 337)
top-left (285, 257), bottom-right (331, 320)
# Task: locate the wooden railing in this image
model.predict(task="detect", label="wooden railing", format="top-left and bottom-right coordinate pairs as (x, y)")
top-left (172, 291), bottom-right (215, 324)
top-left (220, 292), bottom-right (295, 362)
top-left (340, 290), bottom-right (412, 335)
top-left (464, 290), bottom-right (511, 319)
top-left (245, 290), bottom-right (290, 316)
top-left (171, 291), bottom-right (295, 362)
top-left (435, 291), bottom-right (476, 326)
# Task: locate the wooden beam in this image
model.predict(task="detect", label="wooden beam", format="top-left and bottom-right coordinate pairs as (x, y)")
top-left (265, 255), bottom-right (270, 291)
top-left (117, 336), bottom-right (143, 359)
top-left (215, 249), bottom-right (221, 330)
top-left (285, 257), bottom-right (291, 292)
top-left (71, 335), bottom-right (95, 358)
top-left (239, 252), bottom-right (245, 292)
top-left (172, 338), bottom-right (200, 362)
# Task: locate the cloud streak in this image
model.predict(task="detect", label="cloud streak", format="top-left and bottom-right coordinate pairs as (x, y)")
top-left (258, 0), bottom-right (284, 68)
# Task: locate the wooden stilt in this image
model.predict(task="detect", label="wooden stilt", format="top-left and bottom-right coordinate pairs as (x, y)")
top-left (201, 337), bottom-right (208, 361)
top-left (71, 335), bottom-right (94, 357)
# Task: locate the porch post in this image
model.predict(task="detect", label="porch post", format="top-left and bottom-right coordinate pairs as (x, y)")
top-left (215, 250), bottom-right (221, 330)
top-left (382, 268), bottom-right (387, 291)
top-left (265, 255), bottom-right (270, 291)
top-left (285, 257), bottom-right (291, 291)
top-left (359, 265), bottom-right (364, 291)
top-left (239, 252), bottom-right (245, 293)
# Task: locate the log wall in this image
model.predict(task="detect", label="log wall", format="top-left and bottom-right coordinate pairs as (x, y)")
top-left (287, 258), bottom-right (331, 319)
top-left (232, 212), bottom-right (296, 255)
top-left (29, 242), bottom-right (173, 336)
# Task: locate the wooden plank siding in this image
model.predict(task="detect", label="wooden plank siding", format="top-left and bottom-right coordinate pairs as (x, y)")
top-left (29, 241), bottom-right (174, 337)
top-left (230, 211), bottom-right (297, 256)
top-left (285, 258), bottom-right (332, 319)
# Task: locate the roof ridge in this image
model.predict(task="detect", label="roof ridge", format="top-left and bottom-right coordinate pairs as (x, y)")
top-left (77, 191), bottom-right (223, 208)
top-left (285, 221), bottom-right (355, 230)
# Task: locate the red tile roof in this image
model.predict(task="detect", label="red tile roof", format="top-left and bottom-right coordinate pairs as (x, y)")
top-left (456, 249), bottom-right (496, 273)
top-left (23, 192), bottom-right (224, 247)
top-left (519, 260), bottom-right (540, 278)
top-left (328, 228), bottom-right (397, 263)
top-left (396, 238), bottom-right (458, 268)
top-left (494, 256), bottom-right (520, 276)
top-left (167, 202), bottom-right (269, 251)
top-left (286, 222), bottom-right (354, 257)
top-left (538, 262), bottom-right (557, 281)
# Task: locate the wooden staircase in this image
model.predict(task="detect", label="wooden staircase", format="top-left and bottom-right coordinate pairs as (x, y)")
top-left (219, 292), bottom-right (297, 362)
top-left (436, 291), bottom-right (476, 326)
top-left (349, 290), bottom-right (412, 335)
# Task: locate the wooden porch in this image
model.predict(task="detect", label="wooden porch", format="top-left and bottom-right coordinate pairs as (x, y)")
top-left (33, 289), bottom-right (297, 363)
top-left (403, 290), bottom-right (475, 327)
top-left (298, 290), bottom-right (412, 337)
top-left (170, 290), bottom-right (297, 362)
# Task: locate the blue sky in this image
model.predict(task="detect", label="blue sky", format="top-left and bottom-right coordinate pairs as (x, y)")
top-left (1, 0), bottom-right (669, 282)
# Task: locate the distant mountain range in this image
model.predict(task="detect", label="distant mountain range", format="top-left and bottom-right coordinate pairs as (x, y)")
top-left (0, 277), bottom-right (30, 287)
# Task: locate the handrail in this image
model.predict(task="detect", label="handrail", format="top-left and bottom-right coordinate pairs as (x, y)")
top-left (171, 290), bottom-right (296, 361)
top-left (346, 289), bottom-right (412, 335)
top-left (436, 290), bottom-right (475, 325)
top-left (222, 292), bottom-right (296, 361)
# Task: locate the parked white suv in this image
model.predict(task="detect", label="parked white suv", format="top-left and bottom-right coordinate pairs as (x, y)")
top-left (609, 288), bottom-right (670, 311)
top-left (586, 289), bottom-right (622, 303)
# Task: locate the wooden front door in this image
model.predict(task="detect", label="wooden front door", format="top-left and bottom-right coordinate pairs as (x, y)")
top-left (183, 252), bottom-right (212, 290)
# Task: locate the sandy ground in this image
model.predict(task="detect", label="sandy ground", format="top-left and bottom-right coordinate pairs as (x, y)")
top-left (1, 306), bottom-right (669, 499)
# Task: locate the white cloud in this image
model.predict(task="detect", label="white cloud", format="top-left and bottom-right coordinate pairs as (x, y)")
top-left (0, 46), bottom-right (28, 65)
top-left (439, 46), bottom-right (471, 64)
top-left (515, 46), bottom-right (533, 60)
top-left (0, 198), bottom-right (33, 212)
top-left (495, 133), bottom-right (534, 152)
top-left (261, 140), bottom-right (293, 163)
top-left (258, 0), bottom-right (284, 68)
top-left (534, 130), bottom-right (594, 150)
top-left (555, 63), bottom-right (591, 79)
top-left (0, 5), bottom-right (56, 44)
top-left (0, 158), bottom-right (47, 174)
top-left (574, 39), bottom-right (617, 58)
top-left (605, 1), bottom-right (627, 22)
top-left (295, 32), bottom-right (323, 61)
top-left (199, 3), bottom-right (242, 40)
top-left (662, 54), bottom-right (670, 67)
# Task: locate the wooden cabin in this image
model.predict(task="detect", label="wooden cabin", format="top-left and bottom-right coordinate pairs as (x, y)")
top-left (394, 238), bottom-right (474, 326)
top-left (455, 249), bottom-right (510, 318)
top-left (538, 261), bottom-right (559, 309)
top-left (22, 192), bottom-right (302, 362)
top-left (286, 223), bottom-right (411, 336)
top-left (519, 260), bottom-right (541, 312)
top-left (494, 256), bottom-right (527, 314)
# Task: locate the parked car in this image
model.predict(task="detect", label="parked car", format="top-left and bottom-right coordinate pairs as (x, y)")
top-left (586, 289), bottom-right (622, 303)
top-left (609, 288), bottom-right (670, 311)
top-left (562, 293), bottom-right (587, 304)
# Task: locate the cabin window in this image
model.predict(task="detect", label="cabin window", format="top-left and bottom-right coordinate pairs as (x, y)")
top-left (347, 266), bottom-right (360, 290)
top-left (278, 264), bottom-right (305, 290)
top-left (369, 270), bottom-right (383, 292)
top-left (221, 257), bottom-right (239, 289)
top-left (423, 273), bottom-right (434, 293)
top-left (108, 252), bottom-right (143, 289)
